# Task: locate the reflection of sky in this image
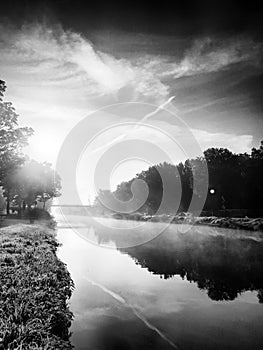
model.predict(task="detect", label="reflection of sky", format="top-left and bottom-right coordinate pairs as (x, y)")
top-left (57, 220), bottom-right (263, 350)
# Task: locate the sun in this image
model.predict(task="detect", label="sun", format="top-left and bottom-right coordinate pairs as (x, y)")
top-left (25, 130), bottom-right (63, 165)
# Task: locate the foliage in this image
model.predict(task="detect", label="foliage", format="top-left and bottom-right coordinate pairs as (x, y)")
top-left (0, 81), bottom-right (61, 214)
top-left (1, 160), bottom-right (61, 212)
top-left (203, 145), bottom-right (263, 210)
top-left (0, 80), bottom-right (33, 181)
top-left (95, 142), bottom-right (263, 215)
top-left (0, 80), bottom-right (34, 213)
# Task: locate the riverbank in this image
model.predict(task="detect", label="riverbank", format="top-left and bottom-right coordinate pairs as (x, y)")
top-left (111, 212), bottom-right (263, 231)
top-left (195, 216), bottom-right (263, 231)
top-left (0, 222), bottom-right (74, 349)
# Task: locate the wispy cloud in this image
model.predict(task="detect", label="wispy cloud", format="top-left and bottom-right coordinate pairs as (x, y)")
top-left (191, 129), bottom-right (253, 154)
top-left (0, 23), bottom-right (169, 102)
top-left (161, 37), bottom-right (262, 78)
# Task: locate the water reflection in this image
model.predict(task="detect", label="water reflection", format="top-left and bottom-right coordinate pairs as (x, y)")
top-left (90, 223), bottom-right (263, 303)
top-left (56, 217), bottom-right (263, 350)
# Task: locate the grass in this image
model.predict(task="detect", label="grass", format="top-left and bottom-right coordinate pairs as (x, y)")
top-left (0, 223), bottom-right (74, 349)
top-left (111, 212), bottom-right (263, 231)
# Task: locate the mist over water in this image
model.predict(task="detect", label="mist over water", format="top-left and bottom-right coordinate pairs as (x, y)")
top-left (56, 213), bottom-right (263, 350)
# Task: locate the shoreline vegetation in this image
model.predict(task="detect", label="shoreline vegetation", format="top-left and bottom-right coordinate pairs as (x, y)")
top-left (109, 212), bottom-right (263, 231)
top-left (0, 221), bottom-right (74, 350)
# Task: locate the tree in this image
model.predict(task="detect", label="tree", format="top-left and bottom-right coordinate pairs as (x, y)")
top-left (203, 148), bottom-right (239, 210)
top-left (94, 142), bottom-right (263, 216)
top-left (94, 189), bottom-right (115, 215)
top-left (0, 79), bottom-right (34, 212)
top-left (251, 141), bottom-right (263, 160)
top-left (248, 141), bottom-right (263, 209)
top-left (3, 160), bottom-right (61, 213)
top-left (202, 145), bottom-right (263, 211)
top-left (114, 162), bottom-right (189, 215)
top-left (37, 162), bottom-right (62, 209)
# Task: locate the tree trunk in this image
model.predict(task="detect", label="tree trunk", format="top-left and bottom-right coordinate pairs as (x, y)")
top-left (22, 201), bottom-right (26, 213)
top-left (6, 191), bottom-right (10, 215)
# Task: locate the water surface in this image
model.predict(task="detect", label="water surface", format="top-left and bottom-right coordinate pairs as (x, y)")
top-left (56, 214), bottom-right (263, 350)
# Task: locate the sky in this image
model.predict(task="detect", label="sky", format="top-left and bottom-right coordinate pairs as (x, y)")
top-left (1, 0), bottom-right (263, 202)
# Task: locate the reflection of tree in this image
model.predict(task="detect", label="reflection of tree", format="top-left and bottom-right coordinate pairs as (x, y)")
top-left (93, 224), bottom-right (263, 303)
top-left (124, 232), bottom-right (263, 302)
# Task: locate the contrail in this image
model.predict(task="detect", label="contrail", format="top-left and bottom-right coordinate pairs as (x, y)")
top-left (134, 95), bottom-right (175, 127)
top-left (89, 96), bottom-right (175, 155)
top-left (86, 277), bottom-right (126, 304)
top-left (132, 307), bottom-right (179, 349)
top-left (85, 276), bottom-right (180, 349)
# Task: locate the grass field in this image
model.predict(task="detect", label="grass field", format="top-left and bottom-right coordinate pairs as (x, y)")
top-left (0, 223), bottom-right (74, 349)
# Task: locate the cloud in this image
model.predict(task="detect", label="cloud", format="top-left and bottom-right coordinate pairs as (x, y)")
top-left (161, 37), bottom-right (262, 78)
top-left (191, 129), bottom-right (253, 154)
top-left (0, 23), bottom-right (259, 167)
top-left (0, 23), bottom-right (169, 102)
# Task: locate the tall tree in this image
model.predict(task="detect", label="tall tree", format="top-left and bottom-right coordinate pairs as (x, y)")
top-left (0, 80), bottom-right (34, 212)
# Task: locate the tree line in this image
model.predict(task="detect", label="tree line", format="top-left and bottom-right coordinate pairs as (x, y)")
top-left (0, 80), bottom-right (61, 215)
top-left (95, 143), bottom-right (263, 215)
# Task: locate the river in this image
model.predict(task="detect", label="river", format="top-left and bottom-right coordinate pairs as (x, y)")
top-left (54, 213), bottom-right (263, 350)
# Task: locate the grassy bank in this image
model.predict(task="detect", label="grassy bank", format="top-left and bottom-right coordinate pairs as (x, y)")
top-left (195, 216), bottom-right (263, 231)
top-left (111, 212), bottom-right (263, 231)
top-left (0, 223), bottom-right (74, 350)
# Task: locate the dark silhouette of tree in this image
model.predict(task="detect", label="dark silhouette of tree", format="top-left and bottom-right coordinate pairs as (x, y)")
top-left (251, 141), bottom-right (263, 159)
top-left (248, 141), bottom-right (263, 209)
top-left (113, 162), bottom-right (190, 215)
top-left (104, 142), bottom-right (263, 215)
